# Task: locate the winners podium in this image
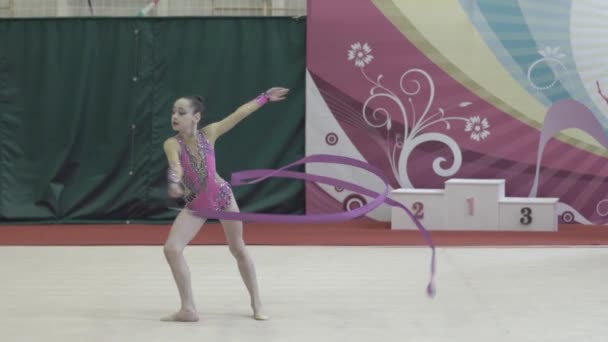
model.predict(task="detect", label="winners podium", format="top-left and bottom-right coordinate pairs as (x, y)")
top-left (391, 179), bottom-right (558, 231)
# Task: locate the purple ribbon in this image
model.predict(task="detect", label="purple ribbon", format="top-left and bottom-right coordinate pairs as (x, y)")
top-left (529, 99), bottom-right (608, 197)
top-left (183, 154), bottom-right (436, 297)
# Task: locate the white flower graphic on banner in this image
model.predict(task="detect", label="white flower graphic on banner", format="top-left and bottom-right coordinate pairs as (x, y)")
top-left (538, 46), bottom-right (567, 59)
top-left (464, 116), bottom-right (491, 141)
top-left (347, 42), bottom-right (491, 188)
top-left (347, 42), bottom-right (374, 68)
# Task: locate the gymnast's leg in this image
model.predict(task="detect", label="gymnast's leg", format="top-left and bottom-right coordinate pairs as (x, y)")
top-left (220, 197), bottom-right (269, 320)
top-left (161, 209), bottom-right (206, 322)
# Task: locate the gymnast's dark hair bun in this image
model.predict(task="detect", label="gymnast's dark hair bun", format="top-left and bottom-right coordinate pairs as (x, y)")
top-left (184, 95), bottom-right (205, 114)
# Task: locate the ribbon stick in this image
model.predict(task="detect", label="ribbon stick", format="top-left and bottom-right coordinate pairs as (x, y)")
top-left (172, 154), bottom-right (437, 297)
top-left (138, 0), bottom-right (159, 16)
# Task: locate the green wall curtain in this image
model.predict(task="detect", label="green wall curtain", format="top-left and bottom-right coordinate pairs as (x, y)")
top-left (0, 17), bottom-right (306, 223)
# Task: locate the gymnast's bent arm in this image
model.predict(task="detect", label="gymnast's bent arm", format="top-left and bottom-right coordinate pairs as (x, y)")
top-left (163, 137), bottom-right (184, 198)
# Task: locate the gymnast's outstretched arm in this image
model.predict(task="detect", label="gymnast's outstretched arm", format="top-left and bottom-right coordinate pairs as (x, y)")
top-left (203, 87), bottom-right (289, 144)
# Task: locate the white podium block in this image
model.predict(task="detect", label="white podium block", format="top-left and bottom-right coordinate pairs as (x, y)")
top-left (390, 189), bottom-right (444, 230)
top-left (444, 179), bottom-right (505, 230)
top-left (389, 178), bottom-right (560, 231)
top-left (499, 197), bottom-right (558, 231)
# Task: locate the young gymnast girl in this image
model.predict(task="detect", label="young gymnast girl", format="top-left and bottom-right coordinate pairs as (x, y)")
top-left (162, 87), bottom-right (289, 322)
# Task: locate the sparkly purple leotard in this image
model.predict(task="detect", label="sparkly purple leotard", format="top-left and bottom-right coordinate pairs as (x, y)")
top-left (176, 131), bottom-right (232, 215)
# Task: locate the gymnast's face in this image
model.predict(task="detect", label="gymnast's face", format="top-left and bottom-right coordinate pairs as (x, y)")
top-left (171, 98), bottom-right (200, 133)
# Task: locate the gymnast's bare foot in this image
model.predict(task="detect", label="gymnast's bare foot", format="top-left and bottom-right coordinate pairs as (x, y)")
top-left (160, 309), bottom-right (199, 322)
